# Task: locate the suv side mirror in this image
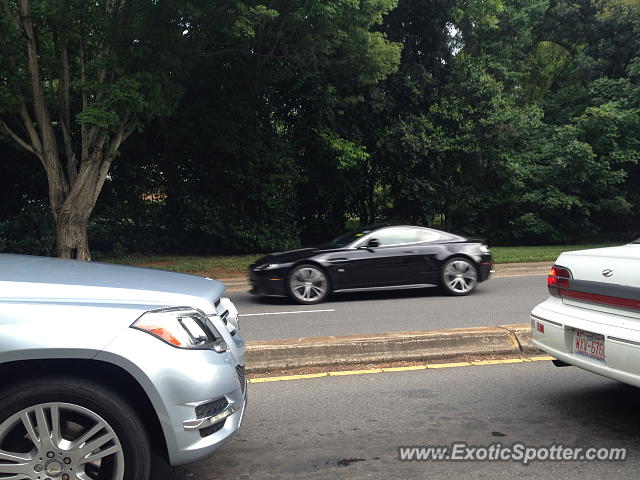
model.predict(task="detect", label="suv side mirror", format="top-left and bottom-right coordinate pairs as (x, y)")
top-left (367, 238), bottom-right (380, 248)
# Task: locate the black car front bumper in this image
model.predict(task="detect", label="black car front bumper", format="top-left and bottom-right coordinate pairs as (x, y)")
top-left (248, 268), bottom-right (288, 297)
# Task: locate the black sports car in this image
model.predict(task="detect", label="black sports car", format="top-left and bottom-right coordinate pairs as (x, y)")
top-left (249, 225), bottom-right (493, 304)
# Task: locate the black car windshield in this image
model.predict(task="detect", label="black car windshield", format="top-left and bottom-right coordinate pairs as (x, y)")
top-left (323, 227), bottom-right (377, 248)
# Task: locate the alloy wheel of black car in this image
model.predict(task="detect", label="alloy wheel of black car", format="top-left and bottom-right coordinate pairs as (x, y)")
top-left (441, 257), bottom-right (478, 296)
top-left (287, 264), bottom-right (330, 304)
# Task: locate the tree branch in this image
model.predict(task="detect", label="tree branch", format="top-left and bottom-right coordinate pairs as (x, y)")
top-left (17, 0), bottom-right (60, 170)
top-left (1, 119), bottom-right (36, 156)
top-left (92, 114), bottom-right (135, 205)
top-left (80, 41), bottom-right (89, 163)
top-left (57, 38), bottom-right (78, 183)
top-left (58, 38), bottom-right (72, 129)
top-left (18, 103), bottom-right (42, 154)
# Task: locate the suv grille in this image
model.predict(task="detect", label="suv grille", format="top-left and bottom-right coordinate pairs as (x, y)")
top-left (236, 365), bottom-right (246, 393)
top-left (200, 421), bottom-right (225, 437)
top-left (195, 397), bottom-right (229, 438)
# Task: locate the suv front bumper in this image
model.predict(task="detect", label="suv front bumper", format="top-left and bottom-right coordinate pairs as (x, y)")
top-left (98, 321), bottom-right (248, 466)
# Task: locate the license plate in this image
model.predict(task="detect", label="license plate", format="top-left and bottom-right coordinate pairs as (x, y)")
top-left (574, 330), bottom-right (606, 362)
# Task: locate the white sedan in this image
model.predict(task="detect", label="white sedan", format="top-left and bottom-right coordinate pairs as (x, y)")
top-left (531, 239), bottom-right (640, 387)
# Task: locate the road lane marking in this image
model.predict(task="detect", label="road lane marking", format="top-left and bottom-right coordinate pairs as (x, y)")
top-left (239, 309), bottom-right (336, 317)
top-left (248, 356), bottom-right (556, 383)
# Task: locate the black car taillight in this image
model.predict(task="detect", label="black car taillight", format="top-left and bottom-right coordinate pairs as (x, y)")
top-left (547, 265), bottom-right (572, 297)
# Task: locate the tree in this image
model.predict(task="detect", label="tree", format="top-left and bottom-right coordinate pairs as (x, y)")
top-left (0, 0), bottom-right (200, 259)
top-left (105, 0), bottom-right (402, 250)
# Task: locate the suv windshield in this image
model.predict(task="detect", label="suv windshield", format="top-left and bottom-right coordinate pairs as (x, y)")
top-left (323, 227), bottom-right (377, 248)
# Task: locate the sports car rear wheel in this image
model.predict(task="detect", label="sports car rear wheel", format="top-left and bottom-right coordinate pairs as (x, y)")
top-left (441, 257), bottom-right (478, 296)
top-left (287, 264), bottom-right (330, 304)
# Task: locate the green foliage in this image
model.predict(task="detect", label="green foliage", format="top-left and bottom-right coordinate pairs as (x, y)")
top-left (491, 243), bottom-right (621, 263)
top-left (0, 205), bottom-right (55, 256)
top-left (1, 0), bottom-right (639, 256)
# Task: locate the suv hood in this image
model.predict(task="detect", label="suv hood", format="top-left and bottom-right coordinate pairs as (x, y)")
top-left (0, 254), bottom-right (224, 314)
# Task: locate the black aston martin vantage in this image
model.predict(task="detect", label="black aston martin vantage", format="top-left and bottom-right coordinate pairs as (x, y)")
top-left (248, 224), bottom-right (493, 304)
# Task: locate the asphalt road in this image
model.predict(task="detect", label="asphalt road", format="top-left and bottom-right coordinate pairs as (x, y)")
top-left (230, 274), bottom-right (548, 341)
top-left (153, 360), bottom-right (640, 479)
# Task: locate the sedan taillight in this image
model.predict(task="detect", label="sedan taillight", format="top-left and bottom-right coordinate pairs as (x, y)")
top-left (548, 265), bottom-right (572, 297)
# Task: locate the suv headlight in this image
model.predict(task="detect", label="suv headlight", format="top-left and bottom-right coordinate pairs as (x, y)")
top-left (218, 297), bottom-right (240, 334)
top-left (131, 307), bottom-right (228, 352)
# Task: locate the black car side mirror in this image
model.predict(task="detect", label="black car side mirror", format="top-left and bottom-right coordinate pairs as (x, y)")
top-left (357, 238), bottom-right (379, 250)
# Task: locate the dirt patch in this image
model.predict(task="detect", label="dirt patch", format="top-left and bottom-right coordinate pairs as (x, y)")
top-left (132, 264), bottom-right (247, 279)
top-left (134, 260), bottom-right (178, 267)
top-left (194, 268), bottom-right (248, 279)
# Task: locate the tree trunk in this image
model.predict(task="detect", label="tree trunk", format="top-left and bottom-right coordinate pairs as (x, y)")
top-left (55, 210), bottom-right (91, 260)
top-left (367, 179), bottom-right (375, 224)
top-left (359, 200), bottom-right (368, 225)
top-left (0, 0), bottom-right (135, 261)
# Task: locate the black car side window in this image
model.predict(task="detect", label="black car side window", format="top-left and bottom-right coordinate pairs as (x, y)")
top-left (375, 229), bottom-right (418, 246)
top-left (417, 230), bottom-right (440, 242)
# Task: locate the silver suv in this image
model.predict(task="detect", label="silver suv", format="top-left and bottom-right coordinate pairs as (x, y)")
top-left (0, 254), bottom-right (247, 479)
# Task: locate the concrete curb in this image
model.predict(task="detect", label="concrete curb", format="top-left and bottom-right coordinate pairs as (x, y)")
top-left (220, 262), bottom-right (553, 292)
top-left (246, 323), bottom-right (540, 373)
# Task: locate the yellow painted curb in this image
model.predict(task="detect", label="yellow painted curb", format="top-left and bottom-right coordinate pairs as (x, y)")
top-left (248, 356), bottom-right (556, 383)
top-left (528, 355), bottom-right (555, 362)
top-left (249, 373), bottom-right (328, 383)
top-left (381, 365), bottom-right (428, 373)
top-left (329, 369), bottom-right (383, 376)
top-left (426, 362), bottom-right (472, 369)
top-left (471, 358), bottom-right (527, 366)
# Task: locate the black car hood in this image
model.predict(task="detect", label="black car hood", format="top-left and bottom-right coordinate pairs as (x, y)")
top-left (254, 247), bottom-right (331, 265)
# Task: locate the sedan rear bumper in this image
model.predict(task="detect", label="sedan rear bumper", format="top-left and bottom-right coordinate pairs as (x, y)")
top-left (531, 300), bottom-right (640, 388)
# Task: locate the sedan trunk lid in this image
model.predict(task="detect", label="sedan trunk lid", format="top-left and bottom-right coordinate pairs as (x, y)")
top-left (556, 244), bottom-right (640, 318)
top-left (558, 244), bottom-right (640, 288)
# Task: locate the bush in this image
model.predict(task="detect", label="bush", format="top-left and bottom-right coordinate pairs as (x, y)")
top-left (0, 205), bottom-right (55, 256)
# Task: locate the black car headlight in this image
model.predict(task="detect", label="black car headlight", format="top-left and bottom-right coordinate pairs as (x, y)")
top-left (253, 263), bottom-right (282, 271)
